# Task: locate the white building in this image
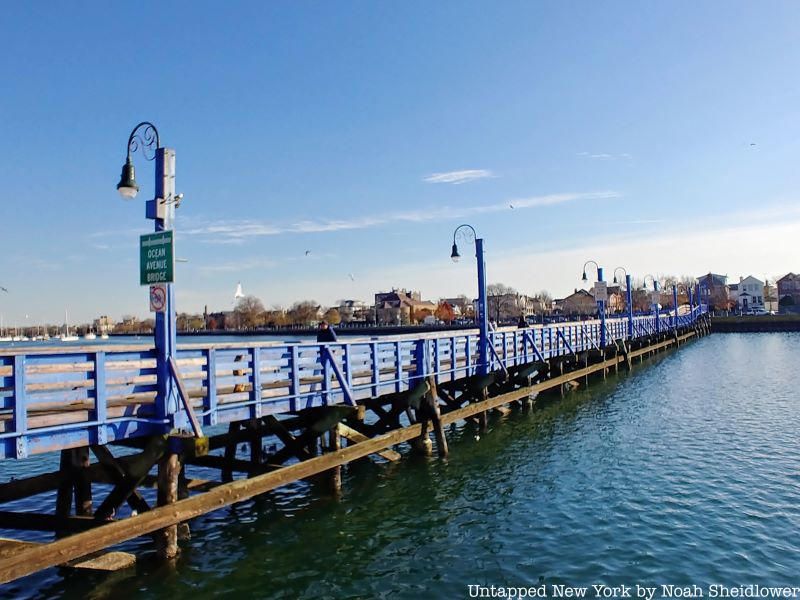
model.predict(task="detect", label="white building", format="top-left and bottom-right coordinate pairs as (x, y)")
top-left (734, 276), bottom-right (764, 311)
top-left (337, 299), bottom-right (370, 323)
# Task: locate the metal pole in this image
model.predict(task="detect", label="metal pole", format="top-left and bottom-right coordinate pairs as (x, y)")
top-left (654, 282), bottom-right (660, 334)
top-left (152, 148), bottom-right (179, 429)
top-left (673, 285), bottom-right (679, 331)
top-left (626, 274), bottom-right (633, 339)
top-left (476, 238), bottom-right (489, 376)
top-left (597, 267), bottom-right (606, 347)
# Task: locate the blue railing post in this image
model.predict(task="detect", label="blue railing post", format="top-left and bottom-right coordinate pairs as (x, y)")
top-left (13, 355), bottom-right (27, 459)
top-left (654, 281), bottom-right (660, 335)
top-left (626, 274), bottom-right (634, 339)
top-left (476, 237), bottom-right (489, 375)
top-left (598, 267), bottom-right (606, 347)
top-left (673, 285), bottom-right (679, 331)
top-left (94, 352), bottom-right (107, 445)
top-left (414, 339), bottom-right (429, 384)
top-left (206, 348), bottom-right (218, 425)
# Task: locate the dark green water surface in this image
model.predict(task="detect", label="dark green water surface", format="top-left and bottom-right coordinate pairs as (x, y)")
top-left (4, 333), bottom-right (800, 598)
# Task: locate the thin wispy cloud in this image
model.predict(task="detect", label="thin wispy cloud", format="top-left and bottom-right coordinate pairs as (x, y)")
top-left (197, 252), bottom-right (338, 274)
top-left (423, 169), bottom-right (496, 184)
top-left (184, 191), bottom-right (620, 244)
top-left (197, 257), bottom-right (278, 274)
top-left (88, 227), bottom-right (147, 239)
top-left (577, 152), bottom-right (633, 160)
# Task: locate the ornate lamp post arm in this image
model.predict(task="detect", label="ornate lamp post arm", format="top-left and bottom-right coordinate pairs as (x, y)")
top-left (581, 260), bottom-right (602, 283)
top-left (581, 260), bottom-right (606, 347)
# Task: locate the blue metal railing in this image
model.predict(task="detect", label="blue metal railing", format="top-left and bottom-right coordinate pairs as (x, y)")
top-left (0, 307), bottom-right (707, 460)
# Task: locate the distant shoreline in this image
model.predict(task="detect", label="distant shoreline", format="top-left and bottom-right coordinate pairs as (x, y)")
top-left (711, 315), bottom-right (800, 333)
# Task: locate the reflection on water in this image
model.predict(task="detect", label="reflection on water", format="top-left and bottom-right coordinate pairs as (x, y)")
top-left (4, 333), bottom-right (800, 598)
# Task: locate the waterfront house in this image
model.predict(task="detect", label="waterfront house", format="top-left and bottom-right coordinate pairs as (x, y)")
top-left (696, 273), bottom-right (731, 311)
top-left (776, 273), bottom-right (800, 311)
top-left (728, 282), bottom-right (739, 305)
top-left (603, 285), bottom-right (625, 313)
top-left (559, 289), bottom-right (597, 315)
top-left (764, 281), bottom-right (779, 312)
top-left (485, 292), bottom-right (544, 321)
top-left (93, 315), bottom-right (116, 335)
top-left (734, 276), bottom-right (764, 311)
top-left (440, 296), bottom-right (473, 317)
top-left (374, 288), bottom-right (437, 325)
top-left (336, 299), bottom-right (371, 323)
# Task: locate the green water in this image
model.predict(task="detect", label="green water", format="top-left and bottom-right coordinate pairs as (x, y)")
top-left (5, 333), bottom-right (800, 599)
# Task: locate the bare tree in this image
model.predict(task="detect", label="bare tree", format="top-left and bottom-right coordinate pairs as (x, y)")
top-left (487, 283), bottom-right (519, 321)
top-left (234, 295), bottom-right (266, 329)
top-left (287, 301), bottom-right (320, 326)
top-left (323, 307), bottom-right (341, 325)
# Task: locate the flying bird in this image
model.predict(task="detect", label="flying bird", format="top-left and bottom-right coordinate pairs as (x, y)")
top-left (348, 273), bottom-right (355, 282)
top-left (0, 286), bottom-right (7, 293)
top-left (304, 250), bottom-right (311, 256)
top-left (509, 203), bottom-right (515, 209)
top-left (750, 143), bottom-right (756, 146)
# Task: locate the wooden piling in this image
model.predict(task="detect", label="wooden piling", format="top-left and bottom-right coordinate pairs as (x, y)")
top-left (478, 386), bottom-right (489, 431)
top-left (327, 426), bottom-right (342, 494)
top-left (222, 422), bottom-right (240, 483)
top-left (155, 452), bottom-right (180, 560)
top-left (73, 447), bottom-right (92, 517)
top-left (427, 376), bottom-right (448, 458)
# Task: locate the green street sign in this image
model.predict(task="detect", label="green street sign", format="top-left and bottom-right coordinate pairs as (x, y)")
top-left (140, 231), bottom-right (174, 286)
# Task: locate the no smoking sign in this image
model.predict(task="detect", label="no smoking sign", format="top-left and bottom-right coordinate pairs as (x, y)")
top-left (150, 284), bottom-right (167, 313)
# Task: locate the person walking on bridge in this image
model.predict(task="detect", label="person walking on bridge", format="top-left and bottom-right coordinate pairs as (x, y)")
top-left (317, 320), bottom-right (338, 342)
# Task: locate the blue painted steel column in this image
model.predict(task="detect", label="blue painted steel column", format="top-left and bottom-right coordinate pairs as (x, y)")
top-left (598, 267), bottom-right (606, 347)
top-left (673, 285), bottom-right (679, 331)
top-left (151, 147), bottom-right (180, 430)
top-left (476, 238), bottom-right (489, 375)
top-left (654, 281), bottom-right (660, 334)
top-left (695, 283), bottom-right (701, 312)
top-left (626, 274), bottom-right (634, 339)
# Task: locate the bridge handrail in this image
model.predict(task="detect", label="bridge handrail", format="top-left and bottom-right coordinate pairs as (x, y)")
top-left (0, 307), bottom-right (707, 459)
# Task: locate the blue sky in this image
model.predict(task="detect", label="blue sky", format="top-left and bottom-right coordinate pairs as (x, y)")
top-left (2, 1), bottom-right (800, 325)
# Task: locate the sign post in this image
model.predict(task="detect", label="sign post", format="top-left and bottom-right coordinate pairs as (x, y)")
top-left (594, 269), bottom-right (606, 347)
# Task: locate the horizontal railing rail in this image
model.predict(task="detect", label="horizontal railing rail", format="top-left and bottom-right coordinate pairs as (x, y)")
top-left (0, 307), bottom-right (707, 459)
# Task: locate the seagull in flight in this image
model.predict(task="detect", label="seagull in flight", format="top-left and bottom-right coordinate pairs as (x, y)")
top-left (0, 286), bottom-right (7, 293)
top-left (304, 250), bottom-right (311, 256)
top-left (348, 273), bottom-right (355, 282)
top-left (509, 203), bottom-right (515, 209)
